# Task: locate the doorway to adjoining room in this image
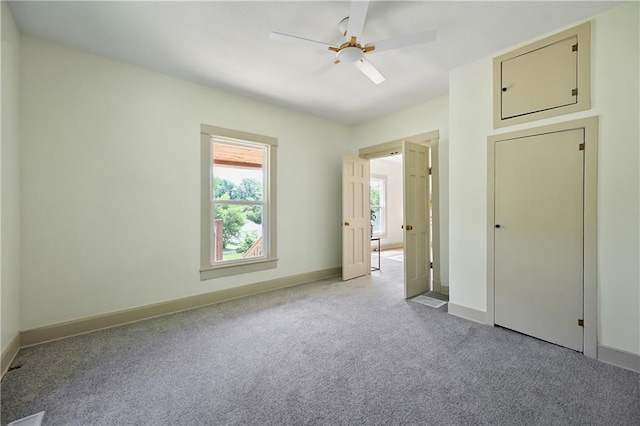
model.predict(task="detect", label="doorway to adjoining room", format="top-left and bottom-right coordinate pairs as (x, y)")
top-left (369, 155), bottom-right (404, 278)
top-left (368, 147), bottom-right (447, 309)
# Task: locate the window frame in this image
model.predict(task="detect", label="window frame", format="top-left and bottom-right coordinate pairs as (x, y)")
top-left (200, 124), bottom-right (278, 280)
top-left (370, 174), bottom-right (387, 238)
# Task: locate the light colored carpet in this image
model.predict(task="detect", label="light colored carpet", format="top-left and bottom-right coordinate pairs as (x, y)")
top-left (2, 259), bottom-right (638, 425)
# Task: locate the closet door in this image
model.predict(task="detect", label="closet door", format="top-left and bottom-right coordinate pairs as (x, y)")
top-left (494, 128), bottom-right (584, 351)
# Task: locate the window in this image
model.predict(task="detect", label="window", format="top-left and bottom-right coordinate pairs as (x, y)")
top-left (370, 176), bottom-right (386, 237)
top-left (200, 125), bottom-right (277, 280)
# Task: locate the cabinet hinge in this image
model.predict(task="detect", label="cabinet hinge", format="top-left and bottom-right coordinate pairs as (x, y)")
top-left (572, 43), bottom-right (578, 52)
top-left (572, 88), bottom-right (578, 96)
top-left (578, 319), bottom-right (584, 327)
top-left (579, 143), bottom-right (585, 151)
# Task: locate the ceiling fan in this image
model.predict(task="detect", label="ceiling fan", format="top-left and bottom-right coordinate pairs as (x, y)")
top-left (269, 0), bottom-right (437, 84)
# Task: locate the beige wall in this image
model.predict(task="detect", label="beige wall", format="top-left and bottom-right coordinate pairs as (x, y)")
top-left (351, 95), bottom-right (449, 288)
top-left (1, 1), bottom-right (21, 354)
top-left (19, 36), bottom-right (352, 330)
top-left (449, 2), bottom-right (639, 354)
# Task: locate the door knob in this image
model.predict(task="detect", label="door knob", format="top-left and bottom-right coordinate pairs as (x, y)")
top-left (495, 224), bottom-right (501, 229)
top-left (344, 222), bottom-right (350, 226)
top-left (406, 225), bottom-right (413, 230)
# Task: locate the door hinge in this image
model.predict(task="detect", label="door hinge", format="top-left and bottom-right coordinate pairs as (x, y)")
top-left (430, 262), bottom-right (433, 269)
top-left (579, 143), bottom-right (585, 151)
top-left (578, 319), bottom-right (584, 327)
top-left (572, 88), bottom-right (578, 96)
top-left (429, 167), bottom-right (432, 175)
top-left (572, 43), bottom-right (578, 52)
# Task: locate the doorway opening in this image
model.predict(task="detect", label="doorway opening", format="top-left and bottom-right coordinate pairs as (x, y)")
top-left (353, 130), bottom-right (444, 302)
top-left (370, 154), bottom-right (405, 281)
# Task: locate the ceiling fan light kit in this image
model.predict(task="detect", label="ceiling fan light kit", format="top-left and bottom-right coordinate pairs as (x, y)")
top-left (269, 0), bottom-right (437, 85)
top-left (337, 46), bottom-right (364, 63)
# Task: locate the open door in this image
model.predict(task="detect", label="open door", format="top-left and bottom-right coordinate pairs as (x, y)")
top-left (342, 156), bottom-right (370, 281)
top-left (403, 141), bottom-right (431, 298)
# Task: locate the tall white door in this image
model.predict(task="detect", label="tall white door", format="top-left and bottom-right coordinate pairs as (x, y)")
top-left (342, 156), bottom-right (370, 281)
top-left (494, 129), bottom-right (584, 351)
top-left (403, 141), bottom-right (431, 298)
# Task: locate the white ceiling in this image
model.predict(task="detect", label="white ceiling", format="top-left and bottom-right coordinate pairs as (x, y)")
top-left (8, 1), bottom-right (621, 125)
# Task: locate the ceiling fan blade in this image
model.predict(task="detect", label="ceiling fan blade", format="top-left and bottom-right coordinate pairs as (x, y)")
top-left (354, 58), bottom-right (385, 84)
top-left (346, 0), bottom-right (369, 40)
top-left (365, 30), bottom-right (437, 54)
top-left (270, 32), bottom-right (336, 51)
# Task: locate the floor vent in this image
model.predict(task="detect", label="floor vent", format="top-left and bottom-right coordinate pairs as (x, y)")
top-left (411, 295), bottom-right (447, 309)
top-left (8, 411), bottom-right (45, 426)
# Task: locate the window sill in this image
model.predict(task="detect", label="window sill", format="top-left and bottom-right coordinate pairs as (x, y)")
top-left (200, 258), bottom-right (278, 280)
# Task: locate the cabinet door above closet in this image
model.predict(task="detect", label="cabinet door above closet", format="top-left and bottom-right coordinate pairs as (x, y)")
top-left (493, 22), bottom-right (590, 128)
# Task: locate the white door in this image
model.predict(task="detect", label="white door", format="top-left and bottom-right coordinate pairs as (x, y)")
top-left (342, 156), bottom-right (370, 281)
top-left (403, 141), bottom-right (431, 298)
top-left (494, 129), bottom-right (584, 351)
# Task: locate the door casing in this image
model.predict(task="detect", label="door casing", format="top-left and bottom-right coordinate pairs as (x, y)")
top-left (486, 117), bottom-right (598, 358)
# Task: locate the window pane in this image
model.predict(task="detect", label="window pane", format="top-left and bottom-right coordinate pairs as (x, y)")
top-left (212, 142), bottom-right (264, 201)
top-left (370, 176), bottom-right (386, 236)
top-left (370, 180), bottom-right (381, 206)
top-left (213, 204), bottom-right (263, 262)
top-left (372, 206), bottom-right (382, 234)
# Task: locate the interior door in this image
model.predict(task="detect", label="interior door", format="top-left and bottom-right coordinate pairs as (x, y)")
top-left (403, 141), bottom-right (431, 298)
top-left (342, 156), bottom-right (370, 281)
top-left (494, 129), bottom-right (584, 351)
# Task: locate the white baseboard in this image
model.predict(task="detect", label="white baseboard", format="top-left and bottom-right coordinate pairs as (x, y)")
top-left (1, 333), bottom-right (21, 378)
top-left (20, 266), bottom-right (341, 348)
top-left (448, 303), bottom-right (486, 324)
top-left (598, 345), bottom-right (640, 373)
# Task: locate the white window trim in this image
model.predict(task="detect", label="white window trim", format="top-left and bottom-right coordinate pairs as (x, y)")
top-left (370, 174), bottom-right (387, 238)
top-left (200, 124), bottom-right (278, 280)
